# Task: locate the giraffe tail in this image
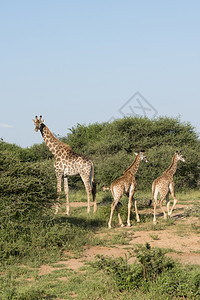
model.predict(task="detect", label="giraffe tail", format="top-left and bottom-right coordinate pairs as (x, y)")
top-left (149, 199), bottom-right (153, 206)
top-left (92, 181), bottom-right (96, 201)
top-left (90, 162), bottom-right (96, 202)
top-left (149, 181), bottom-right (156, 206)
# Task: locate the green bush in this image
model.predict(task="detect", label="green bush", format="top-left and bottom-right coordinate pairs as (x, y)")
top-left (62, 117), bottom-right (200, 190)
top-left (184, 201), bottom-right (200, 218)
top-left (0, 142), bottom-right (94, 263)
top-left (0, 116), bottom-right (199, 263)
top-left (93, 243), bottom-right (200, 298)
top-left (0, 142), bottom-right (57, 222)
top-left (0, 142), bottom-right (56, 262)
top-left (0, 271), bottom-right (45, 299)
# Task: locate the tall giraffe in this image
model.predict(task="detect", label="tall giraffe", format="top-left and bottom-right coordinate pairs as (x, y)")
top-left (152, 151), bottom-right (185, 224)
top-left (33, 116), bottom-right (97, 215)
top-left (108, 151), bottom-right (148, 229)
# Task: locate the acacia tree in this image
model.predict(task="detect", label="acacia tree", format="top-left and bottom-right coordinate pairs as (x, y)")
top-left (63, 117), bottom-right (200, 190)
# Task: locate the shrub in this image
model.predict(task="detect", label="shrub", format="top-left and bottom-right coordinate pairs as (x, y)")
top-left (92, 243), bottom-right (200, 298)
top-left (62, 117), bottom-right (200, 190)
top-left (134, 243), bottom-right (174, 281)
top-left (0, 144), bottom-right (57, 223)
top-left (0, 142), bottom-right (93, 263)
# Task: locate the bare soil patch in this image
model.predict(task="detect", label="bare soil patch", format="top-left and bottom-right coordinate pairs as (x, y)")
top-left (39, 203), bottom-right (200, 275)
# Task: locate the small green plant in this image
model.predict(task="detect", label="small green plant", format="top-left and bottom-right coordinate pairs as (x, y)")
top-left (92, 254), bottom-right (138, 291)
top-left (92, 243), bottom-right (200, 298)
top-left (184, 202), bottom-right (200, 219)
top-left (149, 233), bottom-right (159, 240)
top-left (134, 243), bottom-right (174, 281)
top-left (92, 243), bottom-right (174, 291)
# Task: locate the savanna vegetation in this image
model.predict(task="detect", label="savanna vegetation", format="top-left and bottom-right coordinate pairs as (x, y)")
top-left (0, 117), bottom-right (200, 299)
top-left (63, 116), bottom-right (200, 190)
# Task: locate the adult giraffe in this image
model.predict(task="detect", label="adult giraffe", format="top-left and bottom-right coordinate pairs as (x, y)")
top-left (33, 116), bottom-right (96, 215)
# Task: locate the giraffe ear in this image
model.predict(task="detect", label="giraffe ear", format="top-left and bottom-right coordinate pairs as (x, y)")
top-left (135, 152), bottom-right (138, 156)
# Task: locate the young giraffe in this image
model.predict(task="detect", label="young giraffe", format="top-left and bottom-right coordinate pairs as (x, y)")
top-left (108, 151), bottom-right (148, 229)
top-left (152, 151), bottom-right (185, 224)
top-left (33, 116), bottom-right (97, 215)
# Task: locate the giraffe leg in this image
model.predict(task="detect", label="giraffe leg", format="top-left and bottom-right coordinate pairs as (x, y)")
top-left (159, 195), bottom-right (167, 220)
top-left (64, 176), bottom-right (70, 215)
top-left (55, 171), bottom-right (63, 214)
top-left (166, 191), bottom-right (170, 216)
top-left (115, 205), bottom-right (124, 227)
top-left (153, 187), bottom-right (159, 224)
top-left (133, 197), bottom-right (140, 223)
top-left (127, 184), bottom-right (136, 226)
top-left (153, 201), bottom-right (157, 224)
top-left (127, 193), bottom-right (132, 227)
top-left (108, 198), bottom-right (120, 228)
top-left (168, 183), bottom-right (178, 216)
top-left (80, 174), bottom-right (91, 213)
top-left (86, 187), bottom-right (91, 213)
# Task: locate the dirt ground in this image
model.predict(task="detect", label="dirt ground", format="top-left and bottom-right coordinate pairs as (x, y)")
top-left (39, 202), bottom-right (200, 275)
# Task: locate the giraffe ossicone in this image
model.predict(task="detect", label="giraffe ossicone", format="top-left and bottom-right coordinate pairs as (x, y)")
top-left (33, 115), bottom-right (97, 215)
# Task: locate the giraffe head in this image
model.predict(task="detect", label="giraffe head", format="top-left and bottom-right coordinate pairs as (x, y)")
top-left (175, 151), bottom-right (185, 162)
top-left (32, 115), bottom-right (45, 132)
top-left (135, 150), bottom-right (148, 163)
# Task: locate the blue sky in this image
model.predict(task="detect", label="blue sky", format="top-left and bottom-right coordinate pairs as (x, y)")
top-left (0, 0), bottom-right (200, 147)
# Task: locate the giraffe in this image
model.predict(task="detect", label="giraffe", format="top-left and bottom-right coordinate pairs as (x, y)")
top-left (108, 151), bottom-right (148, 229)
top-left (33, 116), bottom-right (97, 215)
top-left (152, 151), bottom-right (185, 224)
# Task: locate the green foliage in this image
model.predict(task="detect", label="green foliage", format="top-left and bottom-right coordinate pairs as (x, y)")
top-left (62, 122), bottom-right (106, 153)
top-left (0, 214), bottom-right (93, 264)
top-left (93, 243), bottom-right (200, 298)
top-left (0, 141), bottom-right (57, 223)
top-left (0, 268), bottom-right (45, 299)
top-left (134, 243), bottom-right (174, 281)
top-left (93, 243), bottom-right (174, 292)
top-left (93, 254), bottom-right (139, 292)
top-left (19, 142), bottom-right (54, 161)
top-left (184, 201), bottom-right (200, 218)
top-left (0, 116), bottom-right (199, 265)
top-left (0, 141), bottom-right (92, 263)
top-left (62, 117), bottom-right (200, 190)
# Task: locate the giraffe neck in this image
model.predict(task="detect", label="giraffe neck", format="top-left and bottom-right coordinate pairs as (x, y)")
top-left (40, 124), bottom-right (70, 156)
top-left (165, 155), bottom-right (178, 177)
top-left (124, 155), bottom-right (141, 176)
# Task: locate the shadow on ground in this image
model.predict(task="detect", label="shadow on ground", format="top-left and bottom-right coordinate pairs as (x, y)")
top-left (53, 215), bottom-right (106, 229)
